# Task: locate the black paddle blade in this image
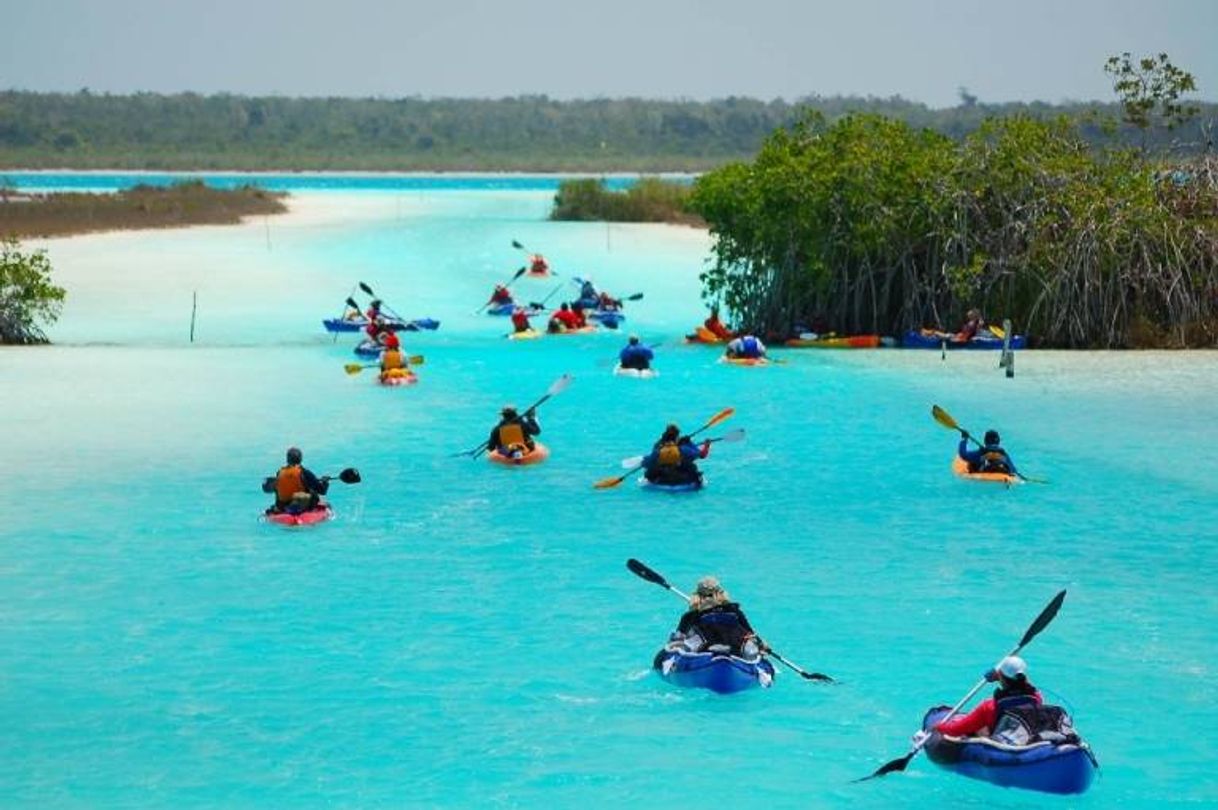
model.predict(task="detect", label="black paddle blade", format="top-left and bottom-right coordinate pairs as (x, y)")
top-left (345, 296), bottom-right (360, 309)
top-left (804, 672), bottom-right (835, 683)
top-left (359, 282), bottom-right (375, 296)
top-left (511, 239), bottom-right (524, 250)
top-left (856, 752), bottom-right (915, 782)
top-left (626, 558), bottom-right (669, 588)
top-left (1020, 590), bottom-right (1067, 647)
top-left (513, 266), bottom-right (527, 279)
top-left (338, 468), bottom-right (361, 484)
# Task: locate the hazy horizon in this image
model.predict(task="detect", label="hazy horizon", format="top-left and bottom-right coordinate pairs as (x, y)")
top-left (4, 0), bottom-right (1216, 108)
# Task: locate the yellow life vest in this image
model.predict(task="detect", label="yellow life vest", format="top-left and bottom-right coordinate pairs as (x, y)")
top-left (498, 421), bottom-right (526, 450)
top-left (657, 441), bottom-right (682, 467)
top-left (275, 465), bottom-right (306, 502)
top-left (381, 349), bottom-right (405, 371)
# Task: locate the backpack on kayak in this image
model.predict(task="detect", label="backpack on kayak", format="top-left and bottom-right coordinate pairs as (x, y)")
top-left (992, 704), bottom-right (1081, 747)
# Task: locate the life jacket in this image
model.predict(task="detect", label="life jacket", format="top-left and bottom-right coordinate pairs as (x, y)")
top-left (992, 703), bottom-right (1079, 747)
top-left (692, 605), bottom-right (749, 651)
top-left (530, 257), bottom-right (548, 274)
top-left (498, 421), bottom-right (526, 451)
top-left (980, 447), bottom-right (1011, 474)
top-left (740, 336), bottom-right (761, 357)
top-left (381, 349), bottom-right (405, 370)
top-left (656, 441), bottom-right (682, 467)
top-left (511, 310), bottom-right (531, 330)
top-left (492, 288), bottom-right (512, 304)
top-left (275, 465), bottom-right (306, 503)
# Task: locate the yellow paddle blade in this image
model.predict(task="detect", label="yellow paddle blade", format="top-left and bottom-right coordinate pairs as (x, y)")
top-left (931, 404), bottom-right (959, 431)
top-left (989, 324), bottom-right (1007, 339)
top-left (408, 355), bottom-right (425, 366)
top-left (344, 363), bottom-right (366, 375)
top-left (593, 475), bottom-right (627, 490)
top-left (705, 407), bottom-right (735, 429)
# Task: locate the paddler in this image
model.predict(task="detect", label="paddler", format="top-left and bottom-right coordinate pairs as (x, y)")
top-left (378, 332), bottom-right (411, 382)
top-left (547, 302), bottom-right (583, 333)
top-left (488, 284), bottom-right (514, 307)
top-left (958, 429), bottom-right (1018, 476)
top-left (488, 405), bottom-right (541, 456)
top-left (529, 254), bottom-right (550, 275)
top-left (929, 656), bottom-right (1043, 739)
top-left (642, 424), bottom-right (709, 486)
top-left (262, 447), bottom-right (330, 514)
top-left (955, 308), bottom-right (986, 341)
top-left (704, 307), bottom-right (734, 340)
top-left (510, 305), bottom-right (533, 334)
top-left (598, 290), bottom-right (623, 311)
top-left (618, 335), bottom-right (653, 371)
top-left (725, 334), bottom-right (766, 360)
top-left (668, 577), bottom-right (767, 658)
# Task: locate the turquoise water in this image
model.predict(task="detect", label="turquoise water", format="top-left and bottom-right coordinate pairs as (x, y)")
top-left (2, 181), bottom-right (1217, 808)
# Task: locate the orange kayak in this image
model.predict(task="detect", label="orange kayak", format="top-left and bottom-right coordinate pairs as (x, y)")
top-left (784, 334), bottom-right (881, 349)
top-left (488, 441), bottom-right (550, 466)
top-left (685, 325), bottom-right (728, 344)
top-left (952, 456), bottom-right (1018, 485)
top-left (378, 369), bottom-right (418, 386)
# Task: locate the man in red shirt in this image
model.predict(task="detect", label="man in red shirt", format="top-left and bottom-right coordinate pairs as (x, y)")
top-left (547, 302), bottom-right (584, 333)
top-left (933, 656), bottom-right (1042, 738)
top-left (510, 306), bottom-right (533, 333)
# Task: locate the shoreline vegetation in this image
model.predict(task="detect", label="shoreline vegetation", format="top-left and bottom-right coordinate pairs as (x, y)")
top-left (0, 91), bottom-right (1214, 172)
top-left (550, 178), bottom-right (699, 225)
top-left (0, 180), bottom-right (287, 239)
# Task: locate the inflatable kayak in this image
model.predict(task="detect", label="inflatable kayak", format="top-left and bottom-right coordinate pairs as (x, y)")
top-left (486, 302), bottom-right (515, 316)
top-left (613, 365), bottom-right (659, 378)
top-left (507, 329), bottom-right (542, 341)
top-left (378, 369), bottom-right (418, 386)
top-left (784, 334), bottom-right (882, 349)
top-left (488, 441), bottom-right (550, 466)
top-left (588, 310), bottom-right (625, 328)
top-left (653, 647), bottom-right (775, 694)
top-left (547, 325), bottom-right (598, 336)
top-left (265, 505), bottom-right (333, 526)
top-left (685, 326), bottom-right (728, 344)
top-left (323, 317), bottom-right (440, 333)
top-left (921, 706), bottom-right (1097, 795)
top-left (903, 330), bottom-right (1027, 350)
top-left (639, 477), bottom-right (702, 493)
top-left (719, 355), bottom-right (770, 366)
top-left (952, 455), bottom-right (1019, 485)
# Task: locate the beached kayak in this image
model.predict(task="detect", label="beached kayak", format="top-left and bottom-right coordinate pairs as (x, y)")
top-left (903, 330), bottom-right (1027, 350)
top-left (952, 455), bottom-right (1019, 485)
top-left (487, 441), bottom-right (550, 466)
top-left (921, 707), bottom-right (1097, 795)
top-left (639, 477), bottom-right (702, 493)
top-left (378, 369), bottom-right (418, 386)
top-left (613, 365), bottom-right (659, 378)
top-left (784, 334), bottom-right (882, 349)
top-left (265, 505), bottom-right (333, 526)
top-left (685, 326), bottom-right (728, 344)
top-left (506, 329), bottom-right (542, 341)
top-left (653, 647), bottom-right (775, 693)
top-left (719, 356), bottom-right (770, 366)
top-left (323, 317), bottom-right (440, 333)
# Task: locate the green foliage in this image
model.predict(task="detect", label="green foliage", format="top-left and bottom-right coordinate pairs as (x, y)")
top-left (550, 177), bottom-right (696, 223)
top-left (0, 91), bottom-right (1214, 170)
top-left (1104, 52), bottom-right (1200, 132)
top-left (0, 237), bottom-right (66, 344)
top-left (690, 112), bottom-right (1218, 348)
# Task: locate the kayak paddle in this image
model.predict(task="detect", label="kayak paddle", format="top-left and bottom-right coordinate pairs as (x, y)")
top-left (625, 558), bottom-right (833, 682)
top-left (618, 428), bottom-right (746, 468)
top-left (344, 355), bottom-right (424, 374)
top-left (473, 267), bottom-right (529, 315)
top-left (453, 374), bottom-right (575, 459)
top-left (594, 409), bottom-right (735, 490)
top-left (858, 589), bottom-right (1066, 782)
top-left (359, 281), bottom-right (408, 322)
top-left (931, 405), bottom-right (1046, 484)
top-left (329, 467), bottom-right (362, 484)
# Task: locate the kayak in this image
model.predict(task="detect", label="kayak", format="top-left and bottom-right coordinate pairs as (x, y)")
top-left (588, 310), bottom-right (625, 328)
top-left (265, 505), bottom-right (333, 526)
top-left (507, 329), bottom-right (542, 341)
top-left (719, 355), bottom-right (770, 366)
top-left (921, 706), bottom-right (1097, 795)
top-left (784, 334), bottom-right (882, 349)
top-left (639, 477), bottom-right (702, 493)
top-left (653, 647), bottom-right (775, 694)
top-left (547, 325), bottom-right (598, 336)
top-left (903, 330), bottom-right (1027, 350)
top-left (613, 365), bottom-right (659, 379)
top-left (685, 325), bottom-right (728, 344)
top-left (488, 441), bottom-right (550, 466)
top-left (323, 317), bottom-right (440, 333)
top-left (952, 455), bottom-right (1019, 485)
top-left (354, 341), bottom-right (383, 359)
top-left (378, 369), bottom-right (418, 386)
top-left (486, 302), bottom-right (515, 316)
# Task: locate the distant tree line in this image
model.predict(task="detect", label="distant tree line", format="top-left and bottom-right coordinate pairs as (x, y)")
top-left (0, 90), bottom-right (1213, 171)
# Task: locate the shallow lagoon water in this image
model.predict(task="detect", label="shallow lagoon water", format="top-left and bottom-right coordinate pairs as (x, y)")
top-left (2, 178), bottom-right (1216, 808)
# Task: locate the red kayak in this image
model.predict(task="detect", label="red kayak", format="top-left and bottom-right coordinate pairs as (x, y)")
top-left (265, 505), bottom-right (333, 526)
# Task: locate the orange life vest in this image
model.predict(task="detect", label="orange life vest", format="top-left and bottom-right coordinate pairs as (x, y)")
top-left (498, 421), bottom-right (526, 450)
top-left (657, 441), bottom-right (682, 467)
top-left (381, 349), bottom-right (405, 371)
top-left (275, 465), bottom-right (306, 503)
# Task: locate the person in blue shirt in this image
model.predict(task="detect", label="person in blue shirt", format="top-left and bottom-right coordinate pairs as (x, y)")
top-left (576, 279), bottom-right (600, 310)
top-left (958, 429), bottom-right (1018, 476)
top-left (643, 424), bottom-right (710, 486)
top-left (618, 335), bottom-right (653, 371)
top-left (725, 334), bottom-right (766, 359)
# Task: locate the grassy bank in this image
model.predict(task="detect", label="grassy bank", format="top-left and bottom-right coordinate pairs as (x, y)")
top-left (550, 178), bottom-right (702, 225)
top-left (0, 181), bottom-right (287, 239)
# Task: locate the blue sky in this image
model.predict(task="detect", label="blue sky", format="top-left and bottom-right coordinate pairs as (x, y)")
top-left (3, 0), bottom-right (1215, 107)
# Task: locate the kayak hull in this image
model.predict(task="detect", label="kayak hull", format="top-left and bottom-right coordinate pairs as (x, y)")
top-left (653, 648), bottom-right (775, 694)
top-left (324, 317), bottom-right (439, 333)
top-left (784, 334), bottom-right (882, 349)
top-left (614, 365), bottom-right (658, 378)
top-left (922, 707), bottom-right (1097, 795)
top-left (378, 370), bottom-right (418, 386)
top-left (685, 325), bottom-right (728, 344)
top-left (719, 356), bottom-right (770, 366)
top-left (488, 441), bottom-right (549, 466)
top-left (265, 506), bottom-right (333, 526)
top-left (547, 325), bottom-right (598, 336)
top-left (952, 455), bottom-right (1018, 485)
top-left (486, 302), bottom-right (515, 316)
top-left (588, 310), bottom-right (625, 328)
top-left (507, 329), bottom-right (542, 341)
top-left (639, 478), bottom-right (702, 493)
top-left (903, 330), bottom-right (1027, 350)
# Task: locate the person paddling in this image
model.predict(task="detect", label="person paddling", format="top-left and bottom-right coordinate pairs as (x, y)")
top-left (598, 290), bottom-right (623, 311)
top-left (668, 577), bottom-right (767, 659)
top-left (958, 429), bottom-right (1018, 476)
top-left (725, 334), bottom-right (766, 360)
top-left (575, 279), bottom-right (600, 310)
top-left (548, 302), bottom-right (583, 333)
top-left (262, 447), bottom-right (330, 514)
top-left (931, 656), bottom-right (1042, 738)
top-left (510, 305), bottom-right (533, 334)
top-left (488, 284), bottom-right (514, 307)
top-left (955, 308), bottom-right (987, 342)
top-left (643, 424), bottom-right (709, 486)
top-left (528, 254), bottom-right (550, 276)
top-left (618, 335), bottom-right (653, 371)
top-left (488, 405), bottom-right (541, 457)
top-left (704, 307), bottom-right (734, 340)
top-left (379, 332), bottom-right (412, 382)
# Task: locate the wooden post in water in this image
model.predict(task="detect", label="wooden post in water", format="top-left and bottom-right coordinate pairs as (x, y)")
top-left (999, 318), bottom-right (1014, 378)
top-left (190, 291), bottom-right (197, 343)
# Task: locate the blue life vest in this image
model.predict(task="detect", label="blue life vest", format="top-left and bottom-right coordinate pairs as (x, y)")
top-left (741, 336), bottom-right (761, 357)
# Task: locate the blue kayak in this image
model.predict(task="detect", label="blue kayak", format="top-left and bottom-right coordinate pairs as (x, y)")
top-left (353, 341), bottom-right (382, 359)
top-left (639, 478), bottom-right (702, 493)
top-left (323, 317), bottom-right (440, 333)
top-left (486, 302), bottom-right (515, 316)
top-left (653, 648), bottom-right (775, 694)
top-left (903, 330), bottom-right (1027, 350)
top-left (588, 310), bottom-right (625, 328)
top-left (922, 707), bottom-right (1097, 795)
